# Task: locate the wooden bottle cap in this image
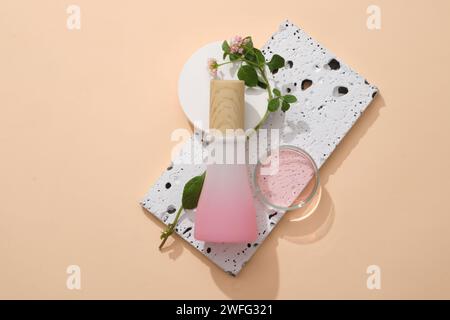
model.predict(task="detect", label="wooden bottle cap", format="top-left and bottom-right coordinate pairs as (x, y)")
top-left (209, 80), bottom-right (245, 132)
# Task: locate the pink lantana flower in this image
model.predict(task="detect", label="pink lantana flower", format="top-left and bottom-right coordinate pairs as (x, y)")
top-left (207, 58), bottom-right (218, 77)
top-left (230, 35), bottom-right (245, 54)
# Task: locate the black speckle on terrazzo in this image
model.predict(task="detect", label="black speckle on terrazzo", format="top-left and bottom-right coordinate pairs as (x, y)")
top-left (286, 60), bottom-right (293, 68)
top-left (206, 247), bottom-right (211, 254)
top-left (327, 58), bottom-right (341, 70)
top-left (183, 227), bottom-right (192, 235)
top-left (301, 79), bottom-right (313, 91)
top-left (333, 86), bottom-right (349, 97)
top-left (338, 86), bottom-right (349, 95)
top-left (165, 182), bottom-right (171, 189)
top-left (167, 205), bottom-right (176, 214)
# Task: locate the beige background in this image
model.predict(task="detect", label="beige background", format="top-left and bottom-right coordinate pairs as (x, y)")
top-left (1, 0), bottom-right (450, 299)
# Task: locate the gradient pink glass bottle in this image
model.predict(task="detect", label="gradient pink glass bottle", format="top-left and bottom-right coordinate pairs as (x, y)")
top-left (194, 80), bottom-right (257, 243)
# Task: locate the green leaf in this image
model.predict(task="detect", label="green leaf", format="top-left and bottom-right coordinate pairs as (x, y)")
top-left (242, 37), bottom-right (254, 57)
top-left (283, 94), bottom-right (297, 103)
top-left (182, 173), bottom-right (206, 209)
top-left (244, 50), bottom-right (257, 63)
top-left (222, 40), bottom-right (230, 53)
top-left (222, 41), bottom-right (230, 60)
top-left (237, 65), bottom-right (258, 87)
top-left (243, 37), bottom-right (253, 50)
top-left (254, 48), bottom-right (266, 67)
top-left (267, 54), bottom-right (285, 74)
top-left (257, 81), bottom-right (268, 89)
top-left (268, 98), bottom-right (280, 112)
top-left (281, 100), bottom-right (290, 112)
top-left (229, 53), bottom-right (239, 61)
top-left (273, 88), bottom-right (281, 97)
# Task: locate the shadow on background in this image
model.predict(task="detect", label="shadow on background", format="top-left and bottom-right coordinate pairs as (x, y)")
top-left (144, 93), bottom-right (386, 299)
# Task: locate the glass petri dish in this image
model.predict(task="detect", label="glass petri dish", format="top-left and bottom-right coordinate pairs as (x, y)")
top-left (253, 145), bottom-right (320, 211)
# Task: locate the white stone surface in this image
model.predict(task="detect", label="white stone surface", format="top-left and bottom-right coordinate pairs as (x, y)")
top-left (141, 20), bottom-right (378, 275)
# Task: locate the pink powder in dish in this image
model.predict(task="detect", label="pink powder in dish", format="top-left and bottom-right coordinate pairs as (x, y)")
top-left (256, 148), bottom-right (315, 208)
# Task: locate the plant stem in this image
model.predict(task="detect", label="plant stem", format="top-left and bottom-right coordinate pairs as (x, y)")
top-left (254, 65), bottom-right (273, 130)
top-left (159, 206), bottom-right (184, 250)
top-left (217, 61), bottom-right (234, 67)
top-left (242, 58), bottom-right (261, 69)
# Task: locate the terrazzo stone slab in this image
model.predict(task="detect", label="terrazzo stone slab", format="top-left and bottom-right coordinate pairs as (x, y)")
top-left (141, 20), bottom-right (378, 275)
